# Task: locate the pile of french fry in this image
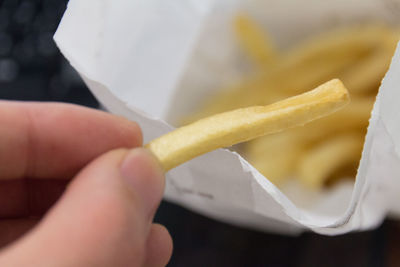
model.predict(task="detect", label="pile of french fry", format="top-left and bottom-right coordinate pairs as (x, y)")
top-left (178, 14), bottom-right (399, 190)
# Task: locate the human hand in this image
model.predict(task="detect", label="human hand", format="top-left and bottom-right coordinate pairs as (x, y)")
top-left (0, 101), bottom-right (172, 267)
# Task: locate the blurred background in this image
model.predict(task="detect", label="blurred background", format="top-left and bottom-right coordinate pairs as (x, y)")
top-left (0, 0), bottom-right (399, 266)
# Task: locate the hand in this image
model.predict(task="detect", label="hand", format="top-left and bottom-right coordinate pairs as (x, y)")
top-left (0, 101), bottom-right (172, 267)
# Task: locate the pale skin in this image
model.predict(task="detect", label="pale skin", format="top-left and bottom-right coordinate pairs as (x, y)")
top-left (0, 101), bottom-right (173, 267)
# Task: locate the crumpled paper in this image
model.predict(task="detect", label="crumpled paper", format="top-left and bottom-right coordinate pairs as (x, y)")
top-left (54, 0), bottom-right (400, 235)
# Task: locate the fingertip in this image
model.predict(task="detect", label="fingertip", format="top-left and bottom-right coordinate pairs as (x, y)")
top-left (145, 223), bottom-right (173, 267)
top-left (114, 116), bottom-right (143, 148)
top-left (120, 148), bottom-right (165, 219)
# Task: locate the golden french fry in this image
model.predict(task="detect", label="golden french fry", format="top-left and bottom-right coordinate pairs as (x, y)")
top-left (180, 73), bottom-right (291, 125)
top-left (278, 55), bottom-right (359, 93)
top-left (248, 147), bottom-right (303, 186)
top-left (294, 96), bottom-right (373, 140)
top-left (234, 14), bottom-right (278, 66)
top-left (297, 133), bottom-right (364, 189)
top-left (280, 24), bottom-right (394, 71)
top-left (246, 133), bottom-right (305, 186)
top-left (341, 48), bottom-right (394, 94)
top-left (246, 131), bottom-right (299, 159)
top-left (340, 28), bottom-right (399, 93)
top-left (147, 79), bottom-right (349, 171)
top-left (275, 25), bottom-right (398, 94)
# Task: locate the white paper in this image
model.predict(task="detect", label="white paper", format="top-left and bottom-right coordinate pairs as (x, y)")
top-left (54, 0), bottom-right (400, 235)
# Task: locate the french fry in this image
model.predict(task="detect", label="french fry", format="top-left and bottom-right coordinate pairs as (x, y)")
top-left (279, 24), bottom-right (394, 71)
top-left (248, 147), bottom-right (303, 186)
top-left (234, 13), bottom-right (278, 67)
top-left (341, 48), bottom-right (394, 94)
top-left (294, 96), bottom-right (373, 141)
top-left (278, 54), bottom-right (360, 93)
top-left (180, 73), bottom-right (290, 125)
top-left (341, 29), bottom-right (399, 94)
top-left (297, 133), bottom-right (364, 189)
top-left (246, 131), bottom-right (300, 159)
top-left (147, 79), bottom-right (349, 171)
top-left (246, 132), bottom-right (304, 186)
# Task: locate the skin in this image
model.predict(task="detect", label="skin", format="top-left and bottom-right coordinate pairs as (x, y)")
top-left (0, 101), bottom-right (173, 267)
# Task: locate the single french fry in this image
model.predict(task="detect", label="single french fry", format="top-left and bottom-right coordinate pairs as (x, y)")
top-left (234, 14), bottom-right (278, 66)
top-left (246, 131), bottom-right (299, 159)
top-left (278, 55), bottom-right (360, 93)
top-left (295, 96), bottom-right (373, 140)
top-left (245, 131), bottom-right (305, 186)
top-left (297, 133), bottom-right (364, 189)
top-left (341, 48), bottom-right (394, 94)
top-left (279, 24), bottom-right (394, 71)
top-left (275, 25), bottom-right (398, 94)
top-left (248, 147), bottom-right (303, 186)
top-left (147, 79), bottom-right (349, 171)
top-left (180, 73), bottom-right (290, 125)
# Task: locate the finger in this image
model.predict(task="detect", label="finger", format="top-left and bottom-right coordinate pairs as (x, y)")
top-left (0, 147), bottom-right (166, 267)
top-left (0, 101), bottom-right (142, 180)
top-left (144, 224), bottom-right (173, 267)
top-left (0, 179), bottom-right (69, 218)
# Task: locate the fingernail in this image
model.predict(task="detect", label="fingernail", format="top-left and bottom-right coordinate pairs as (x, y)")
top-left (120, 148), bottom-right (165, 216)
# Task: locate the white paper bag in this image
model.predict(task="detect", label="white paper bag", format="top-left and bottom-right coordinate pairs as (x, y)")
top-left (54, 0), bottom-right (400, 235)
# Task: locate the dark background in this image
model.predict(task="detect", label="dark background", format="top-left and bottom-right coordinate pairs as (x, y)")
top-left (0, 0), bottom-right (399, 266)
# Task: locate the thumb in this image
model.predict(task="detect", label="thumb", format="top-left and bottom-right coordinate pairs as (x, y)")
top-left (0, 148), bottom-right (172, 267)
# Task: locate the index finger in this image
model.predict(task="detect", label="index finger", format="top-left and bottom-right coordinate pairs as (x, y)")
top-left (0, 101), bottom-right (142, 180)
